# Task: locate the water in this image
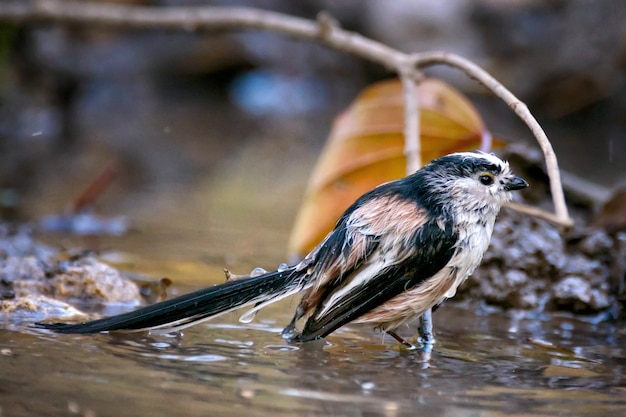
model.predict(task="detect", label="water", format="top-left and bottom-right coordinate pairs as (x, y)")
top-left (2, 145), bottom-right (625, 416)
top-left (2, 301), bottom-right (625, 417)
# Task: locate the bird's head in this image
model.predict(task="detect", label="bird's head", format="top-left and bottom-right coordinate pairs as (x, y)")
top-left (422, 151), bottom-right (528, 213)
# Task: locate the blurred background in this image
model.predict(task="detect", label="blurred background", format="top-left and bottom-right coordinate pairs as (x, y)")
top-left (0, 0), bottom-right (624, 266)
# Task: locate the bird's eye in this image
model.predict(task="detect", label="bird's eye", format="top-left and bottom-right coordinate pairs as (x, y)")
top-left (479, 173), bottom-right (494, 185)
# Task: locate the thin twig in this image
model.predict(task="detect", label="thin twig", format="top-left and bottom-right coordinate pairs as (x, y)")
top-left (316, 11), bottom-right (423, 175)
top-left (412, 52), bottom-right (572, 227)
top-left (400, 70), bottom-right (422, 174)
top-left (504, 202), bottom-right (571, 225)
top-left (0, 0), bottom-right (573, 227)
top-left (68, 160), bottom-right (119, 214)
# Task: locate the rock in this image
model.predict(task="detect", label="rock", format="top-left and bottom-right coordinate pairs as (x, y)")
top-left (0, 225), bottom-right (143, 324)
top-left (2, 255), bottom-right (142, 304)
top-left (551, 276), bottom-right (612, 312)
top-left (1, 295), bottom-right (86, 322)
top-left (42, 257), bottom-right (141, 304)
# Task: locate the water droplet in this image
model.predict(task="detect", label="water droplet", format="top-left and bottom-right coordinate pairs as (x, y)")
top-left (250, 267), bottom-right (267, 277)
top-left (239, 311), bottom-right (257, 323)
top-left (360, 381), bottom-right (375, 390)
top-left (277, 263), bottom-right (289, 272)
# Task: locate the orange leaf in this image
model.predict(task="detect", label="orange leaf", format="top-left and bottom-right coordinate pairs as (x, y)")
top-left (288, 78), bottom-right (498, 257)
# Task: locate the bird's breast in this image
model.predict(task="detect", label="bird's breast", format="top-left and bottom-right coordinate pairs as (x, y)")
top-left (445, 218), bottom-right (495, 296)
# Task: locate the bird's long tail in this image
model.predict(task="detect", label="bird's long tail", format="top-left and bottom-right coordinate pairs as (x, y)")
top-left (36, 265), bottom-right (308, 334)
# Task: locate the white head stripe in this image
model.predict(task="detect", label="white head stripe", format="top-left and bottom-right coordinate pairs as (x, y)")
top-left (449, 151), bottom-right (508, 171)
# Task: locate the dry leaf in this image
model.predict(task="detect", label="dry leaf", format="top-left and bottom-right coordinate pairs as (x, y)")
top-left (288, 78), bottom-right (496, 256)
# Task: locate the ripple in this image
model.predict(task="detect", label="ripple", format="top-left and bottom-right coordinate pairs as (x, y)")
top-left (154, 353), bottom-right (228, 362)
top-left (263, 344), bottom-right (299, 352)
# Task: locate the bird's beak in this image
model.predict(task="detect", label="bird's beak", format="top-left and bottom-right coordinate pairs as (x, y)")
top-left (504, 176), bottom-right (529, 191)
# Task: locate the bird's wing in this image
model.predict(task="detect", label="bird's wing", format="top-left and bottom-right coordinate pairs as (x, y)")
top-left (301, 186), bottom-right (436, 290)
top-left (295, 205), bottom-right (458, 342)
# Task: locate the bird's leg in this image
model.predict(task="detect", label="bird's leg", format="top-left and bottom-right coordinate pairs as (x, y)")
top-left (417, 308), bottom-right (435, 347)
top-left (386, 329), bottom-right (416, 349)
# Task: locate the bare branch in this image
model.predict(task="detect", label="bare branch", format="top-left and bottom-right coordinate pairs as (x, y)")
top-left (0, 0), bottom-right (404, 69)
top-left (0, 0), bottom-right (574, 227)
top-left (412, 52), bottom-right (572, 227)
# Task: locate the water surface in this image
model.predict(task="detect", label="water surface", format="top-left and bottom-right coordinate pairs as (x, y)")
top-left (2, 147), bottom-right (625, 417)
top-left (2, 301), bottom-right (625, 416)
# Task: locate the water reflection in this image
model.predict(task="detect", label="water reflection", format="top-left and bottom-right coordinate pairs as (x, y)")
top-left (6, 304), bottom-right (623, 417)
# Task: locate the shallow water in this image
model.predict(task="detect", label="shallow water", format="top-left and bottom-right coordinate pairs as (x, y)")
top-left (3, 146), bottom-right (626, 417)
top-left (2, 302), bottom-right (626, 417)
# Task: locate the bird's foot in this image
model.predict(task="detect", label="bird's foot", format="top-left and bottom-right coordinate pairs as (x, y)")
top-left (281, 322), bottom-right (300, 341)
top-left (415, 340), bottom-right (433, 365)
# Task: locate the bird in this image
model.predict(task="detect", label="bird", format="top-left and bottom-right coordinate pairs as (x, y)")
top-left (37, 151), bottom-right (528, 348)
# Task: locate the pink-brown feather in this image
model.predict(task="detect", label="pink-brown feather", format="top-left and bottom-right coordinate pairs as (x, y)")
top-left (299, 195), bottom-right (429, 319)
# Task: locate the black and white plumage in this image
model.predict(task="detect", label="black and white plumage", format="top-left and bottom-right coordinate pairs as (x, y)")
top-left (37, 152), bottom-right (528, 346)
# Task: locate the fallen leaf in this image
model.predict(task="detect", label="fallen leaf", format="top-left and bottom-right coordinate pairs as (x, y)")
top-left (288, 78), bottom-right (496, 256)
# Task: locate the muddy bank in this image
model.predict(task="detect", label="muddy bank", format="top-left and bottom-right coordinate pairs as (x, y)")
top-left (0, 224), bottom-right (142, 323)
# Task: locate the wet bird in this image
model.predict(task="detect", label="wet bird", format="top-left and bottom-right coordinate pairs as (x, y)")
top-left (37, 152), bottom-right (528, 348)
